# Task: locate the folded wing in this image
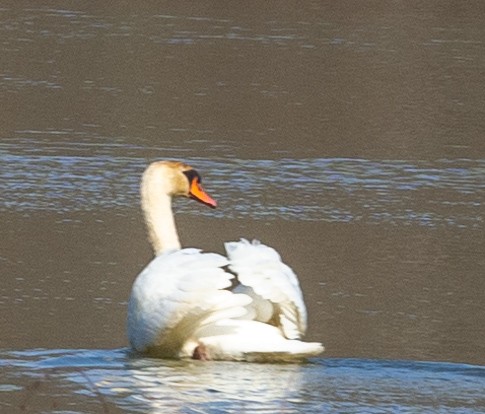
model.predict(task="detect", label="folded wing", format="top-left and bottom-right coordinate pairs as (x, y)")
top-left (127, 248), bottom-right (250, 357)
top-left (225, 239), bottom-right (308, 340)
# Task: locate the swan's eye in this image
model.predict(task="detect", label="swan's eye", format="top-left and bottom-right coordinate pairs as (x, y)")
top-left (183, 169), bottom-right (202, 184)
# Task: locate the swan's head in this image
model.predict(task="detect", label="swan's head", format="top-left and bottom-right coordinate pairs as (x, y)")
top-left (142, 161), bottom-right (217, 208)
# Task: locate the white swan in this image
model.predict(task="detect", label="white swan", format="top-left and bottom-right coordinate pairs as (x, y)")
top-left (127, 161), bottom-right (323, 362)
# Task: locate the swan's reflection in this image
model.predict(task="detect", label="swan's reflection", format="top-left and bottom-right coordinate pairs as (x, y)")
top-left (4, 348), bottom-right (306, 413)
top-left (93, 356), bottom-right (305, 413)
top-left (5, 350), bottom-right (485, 413)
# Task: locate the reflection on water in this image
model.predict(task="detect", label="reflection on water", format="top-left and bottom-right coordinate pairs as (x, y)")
top-left (1, 141), bottom-right (483, 228)
top-left (1, 348), bottom-right (484, 413)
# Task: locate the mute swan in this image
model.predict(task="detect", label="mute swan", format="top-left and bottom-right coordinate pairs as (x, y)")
top-left (127, 161), bottom-right (324, 362)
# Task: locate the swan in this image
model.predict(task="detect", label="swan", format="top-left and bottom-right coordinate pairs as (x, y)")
top-left (127, 160), bottom-right (324, 362)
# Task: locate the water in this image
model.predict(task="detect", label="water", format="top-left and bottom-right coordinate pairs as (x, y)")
top-left (1, 1), bottom-right (484, 413)
top-left (1, 150), bottom-right (484, 226)
top-left (1, 349), bottom-right (484, 413)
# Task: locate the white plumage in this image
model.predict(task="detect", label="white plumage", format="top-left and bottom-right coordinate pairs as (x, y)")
top-left (226, 239), bottom-right (307, 340)
top-left (127, 248), bottom-right (251, 358)
top-left (127, 161), bottom-right (324, 362)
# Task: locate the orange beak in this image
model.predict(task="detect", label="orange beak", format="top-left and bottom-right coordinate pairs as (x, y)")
top-left (189, 179), bottom-right (217, 208)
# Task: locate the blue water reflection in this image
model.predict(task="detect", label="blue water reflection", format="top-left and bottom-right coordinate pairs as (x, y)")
top-left (1, 145), bottom-right (483, 228)
top-left (1, 348), bottom-right (484, 413)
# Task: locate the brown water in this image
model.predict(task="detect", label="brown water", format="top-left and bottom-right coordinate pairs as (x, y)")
top-left (1, 2), bottom-right (484, 413)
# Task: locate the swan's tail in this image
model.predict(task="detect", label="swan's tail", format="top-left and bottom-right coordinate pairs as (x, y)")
top-left (194, 319), bottom-right (324, 362)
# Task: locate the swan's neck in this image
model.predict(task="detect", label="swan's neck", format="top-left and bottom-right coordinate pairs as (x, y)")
top-left (141, 175), bottom-right (181, 255)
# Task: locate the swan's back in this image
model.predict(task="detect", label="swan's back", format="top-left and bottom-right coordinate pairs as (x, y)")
top-left (127, 241), bottom-right (323, 361)
top-left (127, 248), bottom-right (250, 358)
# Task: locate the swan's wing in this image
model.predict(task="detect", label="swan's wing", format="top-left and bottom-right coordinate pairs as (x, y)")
top-left (225, 239), bottom-right (308, 340)
top-left (127, 248), bottom-right (251, 357)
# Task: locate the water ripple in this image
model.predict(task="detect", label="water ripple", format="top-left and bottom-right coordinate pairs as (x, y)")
top-left (1, 349), bottom-right (484, 413)
top-left (0, 151), bottom-right (483, 228)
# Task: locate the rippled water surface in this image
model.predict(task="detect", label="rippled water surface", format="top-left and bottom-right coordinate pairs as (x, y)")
top-left (1, 1), bottom-right (484, 413)
top-left (1, 349), bottom-right (484, 413)
top-left (1, 146), bottom-right (484, 227)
